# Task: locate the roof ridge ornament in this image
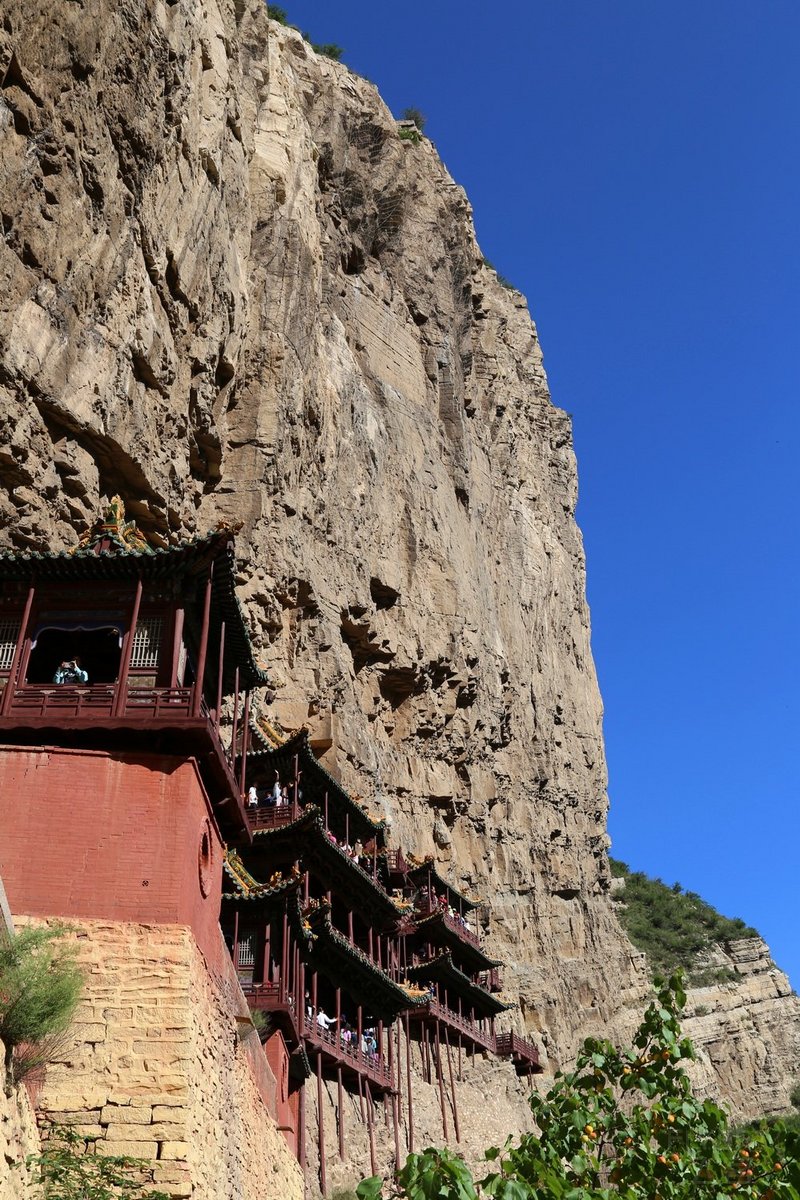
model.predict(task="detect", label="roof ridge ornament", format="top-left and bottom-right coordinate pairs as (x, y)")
top-left (71, 496), bottom-right (155, 556)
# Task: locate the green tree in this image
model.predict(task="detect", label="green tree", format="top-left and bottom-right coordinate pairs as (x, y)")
top-left (400, 107), bottom-right (427, 132)
top-left (0, 925), bottom-right (82, 1091)
top-left (27, 1125), bottom-right (169, 1200)
top-left (266, 4), bottom-right (288, 23)
top-left (357, 973), bottom-right (800, 1199)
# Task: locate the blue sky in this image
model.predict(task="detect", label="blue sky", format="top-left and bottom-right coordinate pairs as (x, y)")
top-left (282, 2), bottom-right (799, 987)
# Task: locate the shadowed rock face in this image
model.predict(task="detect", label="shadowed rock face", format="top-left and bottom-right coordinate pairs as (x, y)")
top-left (1, 0), bottom-right (797, 1150)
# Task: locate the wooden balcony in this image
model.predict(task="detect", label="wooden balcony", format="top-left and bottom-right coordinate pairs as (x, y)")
top-left (416, 899), bottom-right (482, 950)
top-left (494, 1030), bottom-right (542, 1072)
top-left (248, 801), bottom-right (302, 832)
top-left (409, 997), bottom-right (495, 1053)
top-left (301, 1012), bottom-right (393, 1092)
top-left (0, 682), bottom-right (194, 723)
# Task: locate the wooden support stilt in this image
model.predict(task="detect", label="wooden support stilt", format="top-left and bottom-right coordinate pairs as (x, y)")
top-left (298, 1080), bottom-right (307, 1175)
top-left (392, 1092), bottom-right (401, 1174)
top-left (337, 1065), bottom-right (345, 1160)
top-left (239, 690), bottom-right (251, 796)
top-left (458, 1034), bottom-right (463, 1081)
top-left (434, 1021), bottom-right (449, 1140)
top-left (169, 604), bottom-right (185, 688)
top-left (357, 1070), bottom-right (365, 1120)
top-left (365, 1078), bottom-right (377, 1178)
top-left (231, 666), bottom-right (240, 764)
top-left (405, 1012), bottom-right (414, 1153)
top-left (317, 1051), bottom-right (326, 1195)
top-left (444, 1026), bottom-right (460, 1143)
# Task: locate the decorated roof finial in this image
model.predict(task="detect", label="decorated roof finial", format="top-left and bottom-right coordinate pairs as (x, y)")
top-left (71, 496), bottom-right (154, 556)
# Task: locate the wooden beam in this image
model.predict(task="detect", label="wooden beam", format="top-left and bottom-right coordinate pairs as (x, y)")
top-left (444, 1026), bottom-right (460, 1143)
top-left (365, 1078), bottom-right (377, 1178)
top-left (317, 1051), bottom-right (326, 1195)
top-left (337, 1065), bottom-right (345, 1160)
top-left (239, 690), bottom-right (251, 797)
top-left (115, 576), bottom-right (142, 716)
top-left (434, 1020), bottom-right (448, 1141)
top-left (214, 620), bottom-right (226, 721)
top-left (405, 1011), bottom-right (414, 1153)
top-left (169, 604), bottom-right (185, 687)
top-left (1, 583), bottom-right (34, 715)
top-left (192, 562), bottom-right (214, 716)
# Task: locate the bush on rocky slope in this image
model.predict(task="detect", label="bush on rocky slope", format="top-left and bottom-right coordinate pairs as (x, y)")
top-left (610, 859), bottom-right (758, 983)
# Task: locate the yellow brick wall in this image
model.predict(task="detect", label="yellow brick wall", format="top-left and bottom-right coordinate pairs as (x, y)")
top-left (20, 919), bottom-right (304, 1200)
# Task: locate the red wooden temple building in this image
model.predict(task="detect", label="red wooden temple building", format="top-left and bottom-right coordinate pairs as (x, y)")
top-left (0, 504), bottom-right (543, 1191)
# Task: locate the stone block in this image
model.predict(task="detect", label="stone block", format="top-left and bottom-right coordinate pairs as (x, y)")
top-left (43, 1109), bottom-right (101, 1124)
top-left (100, 1105), bottom-right (153, 1124)
top-left (105, 1122), bottom-right (185, 1142)
top-left (151, 1105), bottom-right (189, 1122)
top-left (158, 1141), bottom-right (190, 1160)
top-left (96, 1139), bottom-right (158, 1159)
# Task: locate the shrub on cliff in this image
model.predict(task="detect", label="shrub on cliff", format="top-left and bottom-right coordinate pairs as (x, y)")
top-left (357, 973), bottom-right (800, 1200)
top-left (0, 925), bottom-right (82, 1091)
top-left (610, 858), bottom-right (758, 983)
top-left (28, 1125), bottom-right (169, 1200)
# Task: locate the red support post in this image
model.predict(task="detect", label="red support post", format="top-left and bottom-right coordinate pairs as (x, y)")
top-left (115, 576), bottom-right (142, 716)
top-left (444, 1026), bottom-right (460, 1143)
top-left (215, 620), bottom-right (226, 721)
top-left (365, 1078), bottom-right (377, 1178)
top-left (170, 604), bottom-right (185, 687)
top-left (317, 1051), bottom-right (326, 1195)
top-left (404, 1012), bottom-right (414, 1152)
top-left (1, 583), bottom-right (34, 715)
top-left (239, 690), bottom-right (251, 797)
top-left (337, 1065), bottom-right (345, 1160)
top-left (192, 562), bottom-right (214, 716)
top-left (231, 666), bottom-right (240, 764)
top-left (434, 1021), bottom-right (449, 1141)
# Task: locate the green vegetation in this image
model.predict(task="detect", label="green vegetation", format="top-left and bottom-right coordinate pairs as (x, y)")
top-left (481, 257), bottom-right (517, 291)
top-left (610, 858), bottom-right (758, 983)
top-left (400, 107), bottom-right (427, 132)
top-left (357, 974), bottom-right (800, 1200)
top-left (265, 5), bottom-right (345, 61)
top-left (27, 1125), bottom-right (168, 1200)
top-left (398, 128), bottom-right (422, 144)
top-left (0, 925), bottom-right (82, 1091)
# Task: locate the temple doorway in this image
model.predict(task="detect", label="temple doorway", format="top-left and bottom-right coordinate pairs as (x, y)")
top-left (25, 625), bottom-right (123, 685)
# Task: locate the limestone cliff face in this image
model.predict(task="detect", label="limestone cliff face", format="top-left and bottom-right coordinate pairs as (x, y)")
top-left (0, 0), bottom-right (797, 1136)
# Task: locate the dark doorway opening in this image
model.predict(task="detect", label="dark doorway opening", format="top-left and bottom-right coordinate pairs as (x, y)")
top-left (26, 626), bottom-right (123, 685)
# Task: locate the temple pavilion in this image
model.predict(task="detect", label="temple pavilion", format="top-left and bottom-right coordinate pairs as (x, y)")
top-left (0, 505), bottom-right (542, 1191)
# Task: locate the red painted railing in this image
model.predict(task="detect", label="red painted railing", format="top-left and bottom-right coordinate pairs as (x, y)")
top-left (494, 1030), bottom-right (540, 1068)
top-left (300, 1011), bottom-right (393, 1089)
top-left (4, 684), bottom-right (194, 720)
top-left (248, 802), bottom-right (301, 832)
top-left (411, 998), bottom-right (495, 1051)
top-left (416, 899), bottom-right (482, 950)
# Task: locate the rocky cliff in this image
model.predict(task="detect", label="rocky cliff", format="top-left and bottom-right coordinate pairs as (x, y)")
top-left (1, 0), bottom-right (797, 1149)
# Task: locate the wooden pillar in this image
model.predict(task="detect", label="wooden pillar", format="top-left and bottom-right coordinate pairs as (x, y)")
top-left (239, 690), bottom-right (251, 798)
top-left (317, 1051), bottom-right (326, 1195)
top-left (114, 576), bottom-right (142, 716)
top-left (348, 909), bottom-right (354, 943)
top-left (435, 1021), bottom-right (448, 1140)
top-left (324, 790), bottom-right (329, 828)
top-left (444, 1026), bottom-right (460, 1143)
top-left (345, 813), bottom-right (349, 846)
top-left (214, 620), bottom-right (226, 719)
top-left (368, 928), bottom-right (373, 960)
top-left (293, 753), bottom-right (300, 803)
top-left (404, 1012), bottom-right (414, 1152)
top-left (281, 911), bottom-right (289, 999)
top-left (192, 562), bottom-right (214, 716)
top-left (169, 603), bottom-right (185, 687)
top-left (337, 1065), bottom-right (345, 1160)
top-left (230, 667), bottom-right (240, 764)
top-left (264, 921), bottom-right (271, 982)
top-left (1, 583), bottom-right (35, 715)
top-left (357, 1071), bottom-right (365, 1120)
top-left (365, 1078), bottom-right (377, 1178)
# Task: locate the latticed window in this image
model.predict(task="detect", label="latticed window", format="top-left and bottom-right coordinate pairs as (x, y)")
top-left (130, 617), bottom-right (163, 669)
top-left (237, 933), bottom-right (256, 968)
top-left (0, 621), bottom-right (18, 671)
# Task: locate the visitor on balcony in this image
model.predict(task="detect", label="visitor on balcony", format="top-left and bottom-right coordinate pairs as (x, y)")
top-left (53, 657), bottom-right (89, 685)
top-left (246, 785), bottom-right (259, 808)
top-left (269, 772), bottom-right (282, 805)
top-left (316, 1007), bottom-right (337, 1032)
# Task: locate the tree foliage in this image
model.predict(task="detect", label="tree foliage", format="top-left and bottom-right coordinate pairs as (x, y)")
top-left (27, 1125), bottom-right (169, 1200)
top-left (400, 107), bottom-right (427, 132)
top-left (0, 925), bottom-right (82, 1090)
top-left (611, 859), bottom-right (758, 983)
top-left (357, 974), bottom-right (800, 1200)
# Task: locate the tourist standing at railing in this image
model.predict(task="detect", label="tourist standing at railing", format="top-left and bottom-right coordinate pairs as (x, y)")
top-left (316, 1007), bottom-right (337, 1032)
top-left (270, 772), bottom-right (282, 805)
top-left (247, 785), bottom-right (259, 809)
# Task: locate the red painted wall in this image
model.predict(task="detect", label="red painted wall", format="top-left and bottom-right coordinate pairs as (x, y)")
top-left (0, 745), bottom-right (224, 966)
top-left (265, 1029), bottom-right (298, 1152)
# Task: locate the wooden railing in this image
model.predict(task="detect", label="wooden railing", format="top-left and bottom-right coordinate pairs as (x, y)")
top-left (494, 1030), bottom-right (541, 1068)
top-left (412, 997), bottom-right (495, 1051)
top-left (248, 802), bottom-right (301, 832)
top-left (416, 900), bottom-right (482, 950)
top-left (301, 1012), bottom-right (393, 1089)
top-left (3, 683), bottom-right (194, 720)
top-left (240, 980), bottom-right (294, 1013)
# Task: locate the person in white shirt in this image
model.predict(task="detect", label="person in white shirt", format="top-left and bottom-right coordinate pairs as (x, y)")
top-left (317, 1008), bottom-right (337, 1032)
top-left (247, 785), bottom-right (258, 808)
